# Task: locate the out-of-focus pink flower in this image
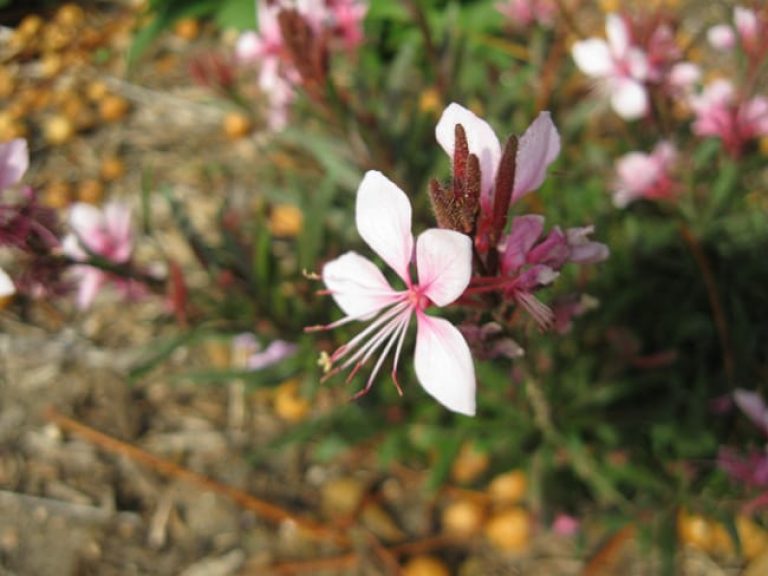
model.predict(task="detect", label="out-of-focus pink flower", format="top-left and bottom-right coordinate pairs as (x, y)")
top-left (571, 13), bottom-right (650, 120)
top-left (0, 266), bottom-right (15, 298)
top-left (734, 6), bottom-right (760, 50)
top-left (613, 141), bottom-right (677, 208)
top-left (232, 333), bottom-right (298, 370)
top-left (0, 138), bottom-right (28, 191)
top-left (62, 202), bottom-right (135, 309)
top-left (328, 0), bottom-right (367, 51)
top-left (718, 447), bottom-right (768, 488)
top-left (311, 170), bottom-right (476, 416)
top-left (707, 24), bottom-right (736, 50)
top-left (459, 321), bottom-right (524, 361)
top-left (235, 2), bottom-right (284, 66)
top-left (690, 79), bottom-right (768, 156)
top-left (718, 389), bottom-right (768, 488)
top-left (435, 103), bottom-right (561, 253)
top-left (496, 0), bottom-right (556, 29)
top-left (552, 513), bottom-right (581, 536)
top-left (708, 7), bottom-right (767, 61)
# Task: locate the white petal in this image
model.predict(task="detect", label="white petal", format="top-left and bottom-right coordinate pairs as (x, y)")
top-left (69, 202), bottom-right (102, 235)
top-left (571, 39), bottom-right (614, 77)
top-left (414, 313), bottom-right (476, 416)
top-left (0, 267), bottom-right (15, 298)
top-left (416, 229), bottom-right (472, 307)
top-left (76, 268), bottom-right (103, 310)
top-left (610, 78), bottom-right (648, 120)
top-left (323, 251), bottom-right (399, 320)
top-left (435, 103), bottom-right (502, 199)
top-left (512, 112), bottom-right (561, 201)
top-left (355, 171), bottom-right (414, 284)
top-left (0, 138), bottom-right (28, 191)
top-left (606, 13), bottom-right (629, 56)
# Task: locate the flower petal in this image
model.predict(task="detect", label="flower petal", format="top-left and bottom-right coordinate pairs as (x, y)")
top-left (606, 13), bottom-right (629, 56)
top-left (69, 202), bottom-right (102, 235)
top-left (414, 313), bottom-right (476, 416)
top-left (512, 112), bottom-right (561, 201)
top-left (323, 251), bottom-right (399, 320)
top-left (355, 171), bottom-right (414, 284)
top-left (0, 267), bottom-right (15, 298)
top-left (609, 78), bottom-right (648, 120)
top-left (500, 214), bottom-right (545, 273)
top-left (435, 103), bottom-right (502, 199)
top-left (0, 138), bottom-right (28, 191)
top-left (734, 389), bottom-right (768, 436)
top-left (104, 202), bottom-right (133, 262)
top-left (571, 38), bottom-right (613, 77)
top-left (416, 228), bottom-right (472, 307)
top-left (76, 268), bottom-right (104, 310)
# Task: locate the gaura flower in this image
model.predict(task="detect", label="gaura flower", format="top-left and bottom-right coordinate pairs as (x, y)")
top-left (62, 202), bottom-right (134, 309)
top-left (689, 79), bottom-right (768, 157)
top-left (571, 13), bottom-right (650, 120)
top-left (311, 170), bottom-right (476, 416)
top-left (613, 140), bottom-right (677, 208)
top-left (434, 102), bottom-right (560, 254)
top-left (231, 333), bottom-right (298, 370)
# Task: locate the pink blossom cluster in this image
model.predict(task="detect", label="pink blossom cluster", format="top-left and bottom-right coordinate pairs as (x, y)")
top-left (236, 0), bottom-right (367, 130)
top-left (311, 104), bottom-right (607, 416)
top-left (496, 0), bottom-right (557, 29)
top-left (612, 140), bottom-right (677, 208)
top-left (688, 78), bottom-right (768, 158)
top-left (707, 5), bottom-right (768, 64)
top-left (571, 13), bottom-right (699, 120)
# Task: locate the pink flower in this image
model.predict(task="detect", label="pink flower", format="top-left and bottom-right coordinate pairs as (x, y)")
top-left (707, 24), bottom-right (736, 50)
top-left (496, 216), bottom-right (607, 327)
top-left (496, 0), bottom-right (556, 29)
top-left (435, 103), bottom-right (560, 254)
top-left (718, 389), bottom-right (768, 488)
top-left (231, 333), bottom-right (298, 370)
top-left (613, 141), bottom-right (677, 208)
top-left (552, 513), bottom-right (581, 536)
top-left (0, 138), bottom-right (28, 192)
top-left (62, 202), bottom-right (134, 309)
top-left (311, 170), bottom-right (476, 416)
top-left (708, 7), bottom-right (767, 62)
top-left (690, 79), bottom-right (768, 156)
top-left (571, 13), bottom-right (650, 119)
top-left (0, 266), bottom-right (14, 298)
top-left (328, 0), bottom-right (367, 51)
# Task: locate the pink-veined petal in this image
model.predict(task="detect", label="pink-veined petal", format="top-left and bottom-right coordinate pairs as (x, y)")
top-left (512, 112), bottom-right (561, 201)
top-left (606, 13), bottom-right (629, 56)
top-left (500, 214), bottom-right (545, 272)
top-left (355, 171), bottom-right (414, 284)
top-left (416, 229), bottom-right (472, 307)
top-left (414, 313), bottom-right (476, 416)
top-left (0, 138), bottom-right (28, 191)
top-left (734, 389), bottom-right (768, 436)
top-left (0, 267), bottom-right (15, 298)
top-left (435, 103), bottom-right (502, 199)
top-left (609, 78), bottom-right (648, 120)
top-left (571, 38), bottom-right (613, 77)
top-left (323, 251), bottom-right (399, 320)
